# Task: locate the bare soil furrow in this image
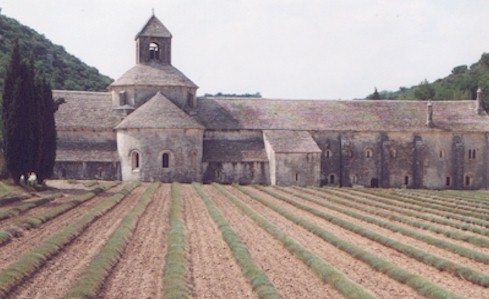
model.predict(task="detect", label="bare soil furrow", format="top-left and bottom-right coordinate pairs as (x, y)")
top-left (290, 187), bottom-right (489, 256)
top-left (229, 185), bottom-right (453, 299)
top-left (245, 186), bottom-right (489, 299)
top-left (204, 185), bottom-right (344, 299)
top-left (326, 188), bottom-right (489, 238)
top-left (0, 183), bottom-right (125, 270)
top-left (183, 184), bottom-right (256, 299)
top-left (7, 184), bottom-right (148, 299)
top-left (100, 184), bottom-right (171, 299)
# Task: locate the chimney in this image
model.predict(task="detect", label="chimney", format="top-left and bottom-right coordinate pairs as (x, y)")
top-left (477, 88), bottom-right (484, 115)
top-left (426, 101), bottom-right (434, 128)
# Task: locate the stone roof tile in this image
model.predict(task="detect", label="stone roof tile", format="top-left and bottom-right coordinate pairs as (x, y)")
top-left (197, 98), bottom-right (489, 132)
top-left (53, 90), bottom-right (120, 129)
top-left (115, 92), bottom-right (204, 130)
top-left (264, 130), bottom-right (321, 153)
top-left (136, 15), bottom-right (172, 39)
top-left (203, 139), bottom-right (268, 162)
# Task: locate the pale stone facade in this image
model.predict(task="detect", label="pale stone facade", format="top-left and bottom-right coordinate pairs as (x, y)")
top-left (52, 15), bottom-right (489, 189)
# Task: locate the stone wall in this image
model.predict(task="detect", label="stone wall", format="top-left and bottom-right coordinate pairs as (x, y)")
top-left (53, 161), bottom-right (121, 180)
top-left (272, 152), bottom-right (321, 186)
top-left (202, 161), bottom-right (269, 185)
top-left (117, 128), bottom-right (203, 182)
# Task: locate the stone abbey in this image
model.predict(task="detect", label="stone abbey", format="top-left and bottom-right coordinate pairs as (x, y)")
top-left (53, 15), bottom-right (489, 189)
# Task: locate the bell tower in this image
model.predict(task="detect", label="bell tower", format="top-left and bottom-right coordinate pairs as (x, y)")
top-left (136, 13), bottom-right (172, 65)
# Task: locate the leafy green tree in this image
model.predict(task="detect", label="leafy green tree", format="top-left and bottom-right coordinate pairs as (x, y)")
top-left (414, 80), bottom-right (435, 101)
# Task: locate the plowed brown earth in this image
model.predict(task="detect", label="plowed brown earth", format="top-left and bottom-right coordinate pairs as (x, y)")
top-left (295, 188), bottom-right (489, 256)
top-left (246, 186), bottom-right (489, 299)
top-left (7, 184), bottom-right (148, 299)
top-left (0, 183), bottom-right (125, 271)
top-left (222, 185), bottom-right (424, 299)
top-left (0, 182), bottom-right (123, 230)
top-left (100, 184), bottom-right (171, 299)
top-left (183, 184), bottom-right (256, 299)
top-left (203, 185), bottom-right (343, 298)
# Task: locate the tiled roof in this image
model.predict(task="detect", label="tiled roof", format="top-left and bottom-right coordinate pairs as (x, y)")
top-left (136, 15), bottom-right (172, 39)
top-left (196, 98), bottom-right (489, 132)
top-left (203, 139), bottom-right (268, 162)
top-left (264, 130), bottom-right (321, 153)
top-left (109, 63), bottom-right (197, 88)
top-left (53, 90), bottom-right (120, 129)
top-left (56, 149), bottom-right (118, 162)
top-left (115, 93), bottom-right (204, 130)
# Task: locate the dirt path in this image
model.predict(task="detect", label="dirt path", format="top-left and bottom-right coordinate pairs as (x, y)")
top-left (246, 186), bottom-right (489, 299)
top-left (203, 185), bottom-right (343, 299)
top-left (182, 184), bottom-right (256, 299)
top-left (7, 184), bottom-right (148, 299)
top-left (100, 184), bottom-right (171, 299)
top-left (0, 183), bottom-right (125, 270)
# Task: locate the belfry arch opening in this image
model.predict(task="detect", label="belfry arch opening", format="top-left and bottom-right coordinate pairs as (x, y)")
top-left (149, 42), bottom-right (160, 60)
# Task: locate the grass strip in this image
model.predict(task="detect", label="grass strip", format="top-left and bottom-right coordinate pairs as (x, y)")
top-left (318, 187), bottom-right (489, 233)
top-left (19, 181), bottom-right (120, 229)
top-left (83, 181), bottom-right (99, 188)
top-left (390, 189), bottom-right (489, 209)
top-left (350, 188), bottom-right (489, 223)
top-left (254, 185), bottom-right (489, 289)
top-left (281, 186), bottom-right (489, 263)
top-left (0, 194), bottom-right (30, 206)
top-left (0, 184), bottom-right (118, 247)
top-left (242, 186), bottom-right (470, 299)
top-left (0, 193), bottom-right (63, 220)
top-left (0, 181), bottom-right (141, 298)
top-left (162, 183), bottom-right (190, 299)
top-left (65, 182), bottom-right (159, 299)
top-left (193, 183), bottom-right (282, 299)
top-left (371, 189), bottom-right (489, 216)
top-left (296, 186), bottom-right (489, 248)
top-left (214, 184), bottom-right (377, 299)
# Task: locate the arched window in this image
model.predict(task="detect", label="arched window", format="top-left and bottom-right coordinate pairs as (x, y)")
top-left (390, 149), bottom-right (397, 158)
top-left (329, 174), bottom-right (335, 185)
top-left (325, 150), bottom-right (332, 159)
top-left (465, 175), bottom-right (472, 187)
top-left (351, 174), bottom-right (358, 184)
top-left (149, 42), bottom-right (160, 60)
top-left (365, 148), bottom-right (373, 158)
top-left (446, 176), bottom-right (451, 186)
top-left (162, 153), bottom-right (170, 168)
top-left (404, 176), bottom-right (410, 186)
top-left (131, 151), bottom-right (140, 171)
top-left (439, 150), bottom-right (445, 159)
top-left (295, 173), bottom-right (299, 181)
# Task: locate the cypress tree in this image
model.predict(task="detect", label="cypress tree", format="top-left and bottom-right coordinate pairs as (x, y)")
top-left (1, 40), bottom-right (56, 184)
top-left (37, 77), bottom-right (56, 182)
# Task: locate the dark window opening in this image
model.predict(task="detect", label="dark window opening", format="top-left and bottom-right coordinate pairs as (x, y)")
top-left (325, 150), bottom-right (332, 158)
top-left (187, 92), bottom-right (194, 108)
top-left (149, 42), bottom-right (160, 60)
top-left (131, 152), bottom-right (140, 170)
top-left (439, 150), bottom-right (445, 159)
top-left (370, 178), bottom-right (379, 188)
top-left (468, 149), bottom-right (477, 160)
top-left (162, 153), bottom-right (170, 168)
top-left (446, 177), bottom-right (451, 186)
top-left (330, 174), bottom-right (335, 185)
top-left (465, 175), bottom-right (471, 187)
top-left (404, 176), bottom-right (409, 185)
top-left (365, 149), bottom-right (373, 158)
top-left (295, 173), bottom-right (299, 181)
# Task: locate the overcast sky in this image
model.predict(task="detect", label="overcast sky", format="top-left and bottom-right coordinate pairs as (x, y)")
top-left (2, 0), bottom-right (489, 99)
